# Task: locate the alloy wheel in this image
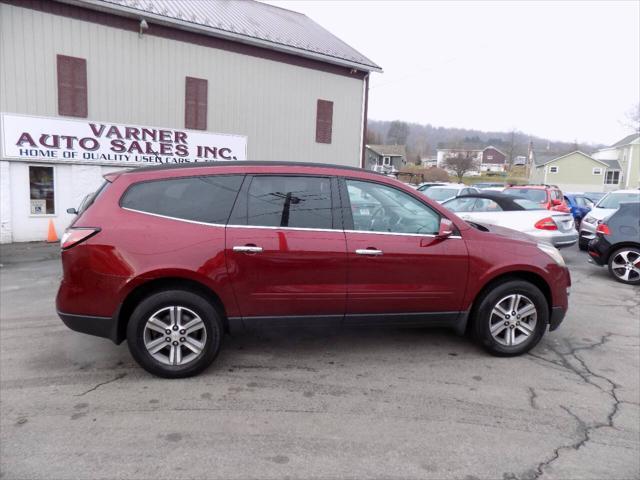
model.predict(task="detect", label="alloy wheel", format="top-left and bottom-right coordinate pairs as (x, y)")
top-left (489, 294), bottom-right (537, 347)
top-left (143, 306), bottom-right (207, 366)
top-left (611, 250), bottom-right (640, 283)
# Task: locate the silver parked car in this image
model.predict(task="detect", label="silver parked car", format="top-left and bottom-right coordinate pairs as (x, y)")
top-left (443, 192), bottom-right (578, 248)
top-left (578, 190), bottom-right (640, 250)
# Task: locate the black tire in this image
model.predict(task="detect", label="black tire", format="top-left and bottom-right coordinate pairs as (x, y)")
top-left (126, 289), bottom-right (223, 378)
top-left (472, 280), bottom-right (548, 357)
top-left (607, 247), bottom-right (640, 285)
top-left (578, 238), bottom-right (588, 251)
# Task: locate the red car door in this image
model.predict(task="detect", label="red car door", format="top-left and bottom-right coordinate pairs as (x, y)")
top-left (341, 178), bottom-right (469, 324)
top-left (225, 175), bottom-right (347, 321)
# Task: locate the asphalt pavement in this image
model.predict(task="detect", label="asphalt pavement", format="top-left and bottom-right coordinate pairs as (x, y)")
top-left (1, 242), bottom-right (638, 480)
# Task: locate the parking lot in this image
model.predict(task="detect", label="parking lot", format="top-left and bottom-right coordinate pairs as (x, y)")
top-left (1, 242), bottom-right (638, 480)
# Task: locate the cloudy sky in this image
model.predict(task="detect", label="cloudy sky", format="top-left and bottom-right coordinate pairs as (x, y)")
top-left (267, 1), bottom-right (639, 145)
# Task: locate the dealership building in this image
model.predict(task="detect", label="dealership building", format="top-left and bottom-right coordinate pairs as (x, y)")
top-left (0, 0), bottom-right (380, 243)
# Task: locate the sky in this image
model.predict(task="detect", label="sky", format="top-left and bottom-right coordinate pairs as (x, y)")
top-left (266, 1), bottom-right (639, 145)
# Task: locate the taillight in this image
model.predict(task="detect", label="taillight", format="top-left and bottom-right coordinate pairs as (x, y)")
top-left (596, 223), bottom-right (611, 235)
top-left (60, 228), bottom-right (100, 249)
top-left (534, 217), bottom-right (558, 230)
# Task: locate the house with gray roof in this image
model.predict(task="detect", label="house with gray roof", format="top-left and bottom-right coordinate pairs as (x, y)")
top-left (365, 145), bottom-right (407, 175)
top-left (592, 133), bottom-right (640, 189)
top-left (529, 150), bottom-right (624, 193)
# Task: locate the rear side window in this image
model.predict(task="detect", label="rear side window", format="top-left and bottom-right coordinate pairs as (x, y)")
top-left (121, 175), bottom-right (243, 224)
top-left (239, 175), bottom-right (334, 229)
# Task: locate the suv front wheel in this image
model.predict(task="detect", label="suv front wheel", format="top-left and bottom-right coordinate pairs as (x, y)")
top-left (473, 280), bottom-right (548, 356)
top-left (127, 290), bottom-right (223, 378)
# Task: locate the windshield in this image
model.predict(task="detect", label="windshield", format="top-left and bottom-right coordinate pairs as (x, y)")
top-left (417, 183), bottom-right (445, 191)
top-left (596, 192), bottom-right (640, 209)
top-left (503, 188), bottom-right (547, 203)
top-left (424, 187), bottom-right (459, 201)
top-left (513, 199), bottom-right (545, 210)
top-left (443, 197), bottom-right (476, 212)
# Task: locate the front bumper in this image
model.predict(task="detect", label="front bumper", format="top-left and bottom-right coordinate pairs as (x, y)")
top-left (549, 306), bottom-right (567, 331)
top-left (58, 311), bottom-right (119, 343)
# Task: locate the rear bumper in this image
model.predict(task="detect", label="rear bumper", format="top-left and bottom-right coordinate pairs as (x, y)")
top-left (530, 230), bottom-right (578, 249)
top-left (549, 306), bottom-right (566, 331)
top-left (58, 311), bottom-right (119, 343)
top-left (587, 237), bottom-right (610, 266)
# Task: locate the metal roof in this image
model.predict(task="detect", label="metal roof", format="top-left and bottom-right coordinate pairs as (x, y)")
top-left (366, 145), bottom-right (407, 157)
top-left (69, 0), bottom-right (381, 72)
top-left (610, 133), bottom-right (640, 148)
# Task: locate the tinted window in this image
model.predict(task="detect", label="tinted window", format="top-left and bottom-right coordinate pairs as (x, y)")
top-left (597, 192), bottom-right (640, 209)
top-left (513, 199), bottom-right (545, 210)
top-left (121, 175), bottom-right (243, 224)
top-left (503, 188), bottom-right (547, 203)
top-left (346, 180), bottom-right (440, 235)
top-left (246, 176), bottom-right (333, 229)
top-left (424, 187), bottom-right (459, 201)
top-left (443, 197), bottom-right (476, 212)
top-left (472, 199), bottom-right (503, 212)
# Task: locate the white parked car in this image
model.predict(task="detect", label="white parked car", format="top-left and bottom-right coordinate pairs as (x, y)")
top-left (578, 190), bottom-right (640, 250)
top-left (421, 184), bottom-right (480, 203)
top-left (443, 192), bottom-right (578, 248)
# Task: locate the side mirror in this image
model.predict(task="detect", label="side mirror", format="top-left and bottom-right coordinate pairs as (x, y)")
top-left (437, 218), bottom-right (454, 239)
top-left (551, 199), bottom-right (562, 206)
top-left (66, 207), bottom-right (78, 215)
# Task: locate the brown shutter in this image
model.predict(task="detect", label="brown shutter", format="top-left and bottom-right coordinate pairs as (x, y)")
top-left (185, 77), bottom-right (208, 130)
top-left (315, 99), bottom-right (333, 144)
top-left (57, 55), bottom-right (87, 117)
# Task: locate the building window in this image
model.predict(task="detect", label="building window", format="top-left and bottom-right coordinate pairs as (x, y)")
top-left (605, 170), bottom-right (620, 185)
top-left (185, 77), bottom-right (208, 130)
top-left (549, 166), bottom-right (559, 173)
top-left (383, 156), bottom-right (391, 165)
top-left (592, 167), bottom-right (603, 175)
top-left (57, 55), bottom-right (87, 117)
top-left (315, 99), bottom-right (333, 144)
top-left (487, 155), bottom-right (493, 161)
top-left (29, 166), bottom-right (55, 215)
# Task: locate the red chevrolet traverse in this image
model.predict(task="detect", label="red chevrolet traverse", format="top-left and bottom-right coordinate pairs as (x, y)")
top-left (57, 162), bottom-right (570, 378)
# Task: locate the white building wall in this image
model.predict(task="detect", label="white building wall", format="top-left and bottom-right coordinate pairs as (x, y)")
top-left (0, 161), bottom-right (12, 243)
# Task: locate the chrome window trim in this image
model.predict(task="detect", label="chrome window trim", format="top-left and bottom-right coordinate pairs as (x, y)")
top-left (122, 207), bottom-right (463, 238)
top-left (344, 229), bottom-right (462, 239)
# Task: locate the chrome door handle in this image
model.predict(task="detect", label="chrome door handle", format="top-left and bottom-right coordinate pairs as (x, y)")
top-left (355, 249), bottom-right (383, 256)
top-left (233, 246), bottom-right (263, 253)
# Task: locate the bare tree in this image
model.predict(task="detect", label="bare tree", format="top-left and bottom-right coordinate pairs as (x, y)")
top-left (444, 154), bottom-right (477, 182)
top-left (622, 103), bottom-right (640, 133)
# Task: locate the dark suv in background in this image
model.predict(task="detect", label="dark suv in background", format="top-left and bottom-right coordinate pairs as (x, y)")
top-left (588, 202), bottom-right (640, 285)
top-left (57, 162), bottom-right (570, 378)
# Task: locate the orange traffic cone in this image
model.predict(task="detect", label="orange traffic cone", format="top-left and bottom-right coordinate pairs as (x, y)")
top-left (47, 219), bottom-right (58, 243)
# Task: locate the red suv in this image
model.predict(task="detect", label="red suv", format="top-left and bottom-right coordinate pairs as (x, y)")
top-left (57, 162), bottom-right (570, 378)
top-left (503, 185), bottom-right (571, 213)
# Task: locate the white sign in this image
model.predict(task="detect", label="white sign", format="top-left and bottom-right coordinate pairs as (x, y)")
top-left (30, 199), bottom-right (46, 215)
top-left (0, 113), bottom-right (247, 165)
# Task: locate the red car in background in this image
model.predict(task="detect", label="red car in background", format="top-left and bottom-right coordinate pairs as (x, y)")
top-left (503, 185), bottom-right (571, 213)
top-left (57, 162), bottom-right (571, 378)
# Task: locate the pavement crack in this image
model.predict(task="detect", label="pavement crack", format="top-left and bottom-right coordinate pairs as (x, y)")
top-left (74, 373), bottom-right (127, 397)
top-left (523, 334), bottom-right (623, 479)
top-left (527, 387), bottom-right (539, 410)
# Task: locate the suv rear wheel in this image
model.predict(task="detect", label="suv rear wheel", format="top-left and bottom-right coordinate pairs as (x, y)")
top-left (608, 247), bottom-right (640, 285)
top-left (472, 280), bottom-right (548, 356)
top-left (126, 290), bottom-right (223, 378)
